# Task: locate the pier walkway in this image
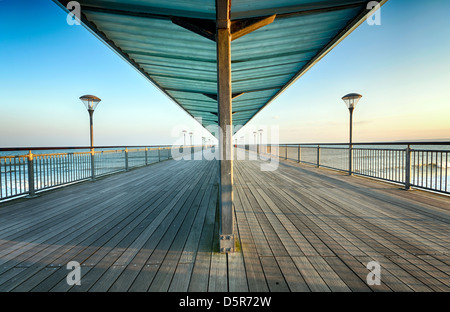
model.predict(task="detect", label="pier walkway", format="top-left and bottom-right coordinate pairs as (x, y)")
top-left (0, 155), bottom-right (449, 292)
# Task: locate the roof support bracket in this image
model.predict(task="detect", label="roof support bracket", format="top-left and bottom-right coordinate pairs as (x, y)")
top-left (203, 92), bottom-right (244, 101)
top-left (230, 14), bottom-right (276, 41)
top-left (171, 14), bottom-right (276, 42)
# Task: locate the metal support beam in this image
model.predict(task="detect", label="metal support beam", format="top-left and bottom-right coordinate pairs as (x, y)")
top-left (216, 0), bottom-right (234, 254)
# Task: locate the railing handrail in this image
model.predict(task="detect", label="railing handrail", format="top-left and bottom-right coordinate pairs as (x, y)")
top-left (271, 141), bottom-right (450, 146)
top-left (0, 145), bottom-right (176, 152)
top-left (2, 141), bottom-right (449, 152)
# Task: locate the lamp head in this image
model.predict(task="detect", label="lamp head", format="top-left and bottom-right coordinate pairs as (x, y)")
top-left (80, 95), bottom-right (101, 111)
top-left (342, 93), bottom-right (362, 110)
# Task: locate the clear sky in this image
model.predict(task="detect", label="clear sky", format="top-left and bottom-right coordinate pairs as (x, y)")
top-left (1, 0), bottom-right (449, 147)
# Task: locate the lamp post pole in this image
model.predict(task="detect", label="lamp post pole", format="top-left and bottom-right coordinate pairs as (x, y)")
top-left (348, 106), bottom-right (354, 175)
top-left (88, 108), bottom-right (95, 179)
top-left (258, 129), bottom-right (263, 155)
top-left (88, 109), bottom-right (94, 148)
top-left (341, 93), bottom-right (362, 176)
top-left (182, 130), bottom-right (187, 146)
top-left (80, 95), bottom-right (101, 180)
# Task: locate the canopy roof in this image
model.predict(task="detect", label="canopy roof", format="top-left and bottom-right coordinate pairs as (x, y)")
top-left (54, 0), bottom-right (386, 131)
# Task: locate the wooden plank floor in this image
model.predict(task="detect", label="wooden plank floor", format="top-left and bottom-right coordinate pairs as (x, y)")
top-left (0, 153), bottom-right (449, 292)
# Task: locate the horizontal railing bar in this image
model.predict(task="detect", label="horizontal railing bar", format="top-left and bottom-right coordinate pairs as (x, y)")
top-left (280, 141), bottom-right (450, 146)
top-left (0, 145), bottom-right (176, 152)
top-left (352, 148), bottom-right (406, 152)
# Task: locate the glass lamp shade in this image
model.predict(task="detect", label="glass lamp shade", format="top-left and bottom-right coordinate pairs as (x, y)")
top-left (342, 93), bottom-right (362, 110)
top-left (80, 95), bottom-right (101, 111)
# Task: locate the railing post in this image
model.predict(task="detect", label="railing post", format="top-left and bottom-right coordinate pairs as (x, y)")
top-left (27, 151), bottom-right (37, 198)
top-left (298, 145), bottom-right (301, 163)
top-left (145, 147), bottom-right (148, 166)
top-left (158, 147), bottom-right (161, 162)
top-left (405, 144), bottom-right (411, 190)
top-left (348, 144), bottom-right (353, 176)
top-left (125, 148), bottom-right (129, 171)
top-left (90, 149), bottom-right (96, 180)
top-left (285, 144), bottom-right (288, 160)
top-left (317, 145), bottom-right (320, 167)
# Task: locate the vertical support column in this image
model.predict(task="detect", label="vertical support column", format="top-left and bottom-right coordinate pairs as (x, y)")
top-left (216, 0), bottom-right (234, 253)
top-left (405, 144), bottom-right (411, 190)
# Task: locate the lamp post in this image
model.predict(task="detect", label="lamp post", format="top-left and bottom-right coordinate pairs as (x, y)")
top-left (189, 132), bottom-right (193, 146)
top-left (182, 130), bottom-right (187, 146)
top-left (258, 129), bottom-right (263, 155)
top-left (341, 93), bottom-right (362, 176)
top-left (79, 95), bottom-right (101, 148)
top-left (79, 95), bottom-right (101, 179)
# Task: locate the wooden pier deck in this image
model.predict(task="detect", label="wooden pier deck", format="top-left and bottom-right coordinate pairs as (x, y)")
top-left (0, 155), bottom-right (449, 292)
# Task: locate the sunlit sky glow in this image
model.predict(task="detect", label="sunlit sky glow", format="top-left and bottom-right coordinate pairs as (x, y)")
top-left (1, 0), bottom-right (449, 147)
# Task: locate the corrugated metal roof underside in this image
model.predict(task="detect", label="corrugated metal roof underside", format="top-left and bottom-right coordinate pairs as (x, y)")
top-left (61, 0), bottom-right (371, 130)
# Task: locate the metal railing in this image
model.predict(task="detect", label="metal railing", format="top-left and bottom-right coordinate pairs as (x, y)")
top-left (247, 142), bottom-right (450, 195)
top-left (3, 142), bottom-right (449, 200)
top-left (0, 145), bottom-right (178, 201)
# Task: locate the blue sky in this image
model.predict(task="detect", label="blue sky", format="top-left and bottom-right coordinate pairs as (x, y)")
top-left (1, 0), bottom-right (449, 147)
